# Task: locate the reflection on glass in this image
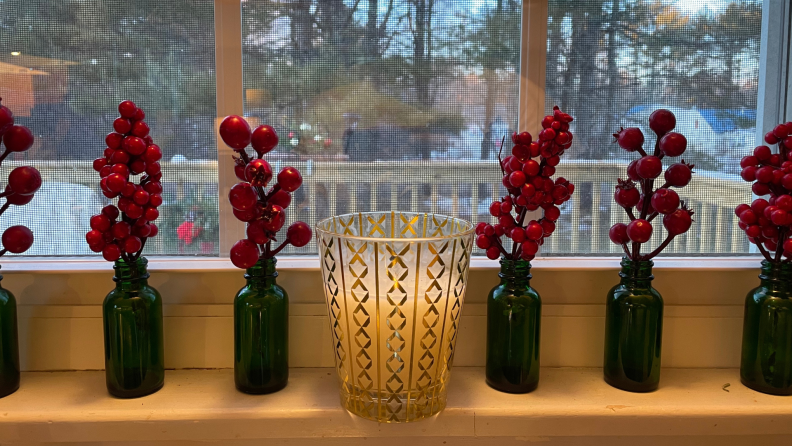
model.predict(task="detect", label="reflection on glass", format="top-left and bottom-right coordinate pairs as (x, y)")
top-left (0, 0), bottom-right (218, 255)
top-left (243, 0), bottom-right (761, 256)
top-left (243, 0), bottom-right (522, 254)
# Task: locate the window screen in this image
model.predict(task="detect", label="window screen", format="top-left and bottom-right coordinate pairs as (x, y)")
top-left (242, 0), bottom-right (522, 254)
top-left (0, 0), bottom-right (218, 256)
top-left (243, 0), bottom-right (761, 257)
top-left (544, 0), bottom-right (761, 256)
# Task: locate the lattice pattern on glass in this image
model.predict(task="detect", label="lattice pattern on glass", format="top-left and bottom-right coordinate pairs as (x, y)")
top-left (317, 212), bottom-right (474, 422)
top-left (0, 0), bottom-right (218, 256)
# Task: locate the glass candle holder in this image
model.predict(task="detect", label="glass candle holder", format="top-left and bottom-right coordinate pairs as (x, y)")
top-left (316, 212), bottom-right (474, 423)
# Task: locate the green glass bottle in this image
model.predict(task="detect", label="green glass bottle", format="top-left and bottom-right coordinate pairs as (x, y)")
top-left (603, 258), bottom-right (663, 392)
top-left (234, 258), bottom-right (288, 394)
top-left (103, 257), bottom-right (164, 398)
top-left (740, 260), bottom-right (792, 395)
top-left (486, 258), bottom-right (541, 393)
top-left (0, 273), bottom-right (19, 398)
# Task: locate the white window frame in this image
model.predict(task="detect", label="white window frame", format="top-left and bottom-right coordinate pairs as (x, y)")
top-left (0, 0), bottom-right (784, 272)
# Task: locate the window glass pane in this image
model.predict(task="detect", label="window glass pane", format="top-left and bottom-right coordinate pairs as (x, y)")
top-left (0, 0), bottom-right (218, 256)
top-left (545, 0), bottom-right (761, 255)
top-left (243, 0), bottom-right (522, 254)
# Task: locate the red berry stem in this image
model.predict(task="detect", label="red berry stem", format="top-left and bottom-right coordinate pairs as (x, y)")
top-left (268, 239), bottom-right (291, 257)
top-left (640, 233), bottom-right (675, 261)
top-left (511, 207), bottom-right (529, 258)
top-left (0, 149), bottom-right (10, 165)
top-left (646, 211), bottom-right (659, 223)
top-left (264, 183), bottom-right (282, 201)
top-left (775, 227), bottom-right (787, 262)
top-left (626, 207), bottom-right (636, 221)
top-left (132, 237), bottom-right (147, 261)
top-left (497, 136), bottom-right (506, 177)
top-left (756, 240), bottom-right (774, 262)
top-left (635, 146), bottom-right (648, 158)
top-left (620, 243), bottom-right (630, 258)
top-left (236, 149), bottom-right (265, 200)
top-left (0, 201), bottom-right (11, 219)
top-left (492, 236), bottom-right (510, 258)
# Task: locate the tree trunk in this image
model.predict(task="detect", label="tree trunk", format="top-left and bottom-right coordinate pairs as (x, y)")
top-left (605, 0), bottom-right (620, 138)
top-left (481, 0), bottom-right (502, 160)
top-left (290, 0), bottom-right (314, 63)
top-left (366, 0), bottom-right (379, 59)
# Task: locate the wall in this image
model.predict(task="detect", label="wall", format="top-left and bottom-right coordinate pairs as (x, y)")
top-left (1, 257), bottom-right (759, 371)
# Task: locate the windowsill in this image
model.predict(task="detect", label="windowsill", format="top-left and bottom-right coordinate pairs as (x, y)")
top-left (0, 367), bottom-right (789, 443)
top-left (0, 255), bottom-right (763, 273)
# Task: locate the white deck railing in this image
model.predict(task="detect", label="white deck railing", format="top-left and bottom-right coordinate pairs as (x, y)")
top-left (2, 159), bottom-right (751, 256)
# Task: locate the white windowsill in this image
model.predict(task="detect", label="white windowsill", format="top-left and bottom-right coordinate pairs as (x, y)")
top-left (0, 256), bottom-right (762, 273)
top-left (0, 367), bottom-right (789, 443)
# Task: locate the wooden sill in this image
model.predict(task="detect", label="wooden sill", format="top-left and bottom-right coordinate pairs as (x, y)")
top-left (0, 368), bottom-right (789, 443)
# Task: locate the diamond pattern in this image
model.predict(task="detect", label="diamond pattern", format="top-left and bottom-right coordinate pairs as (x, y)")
top-left (316, 212), bottom-right (473, 423)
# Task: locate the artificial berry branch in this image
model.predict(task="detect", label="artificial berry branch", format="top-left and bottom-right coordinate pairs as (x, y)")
top-left (609, 109), bottom-right (695, 261)
top-left (735, 122), bottom-right (792, 264)
top-left (219, 116), bottom-right (313, 269)
top-left (0, 98), bottom-right (40, 257)
top-left (86, 101), bottom-right (163, 262)
top-left (475, 106), bottom-right (576, 261)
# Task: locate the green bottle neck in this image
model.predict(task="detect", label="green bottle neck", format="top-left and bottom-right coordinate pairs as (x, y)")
top-left (759, 260), bottom-right (792, 293)
top-left (246, 258), bottom-right (278, 288)
top-left (618, 257), bottom-right (654, 288)
top-left (498, 258), bottom-right (532, 289)
top-left (113, 257), bottom-right (150, 292)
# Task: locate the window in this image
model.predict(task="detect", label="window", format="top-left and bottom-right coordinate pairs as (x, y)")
top-left (242, 0), bottom-right (522, 254)
top-left (543, 0), bottom-right (761, 255)
top-left (0, 0), bottom-right (772, 259)
top-left (0, 0), bottom-right (218, 256)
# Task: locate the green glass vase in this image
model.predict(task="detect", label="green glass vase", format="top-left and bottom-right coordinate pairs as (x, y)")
top-left (234, 258), bottom-right (288, 394)
top-left (603, 258), bottom-right (663, 392)
top-left (0, 274), bottom-right (19, 398)
top-left (740, 260), bottom-right (792, 395)
top-left (103, 257), bottom-right (164, 398)
top-left (486, 258), bottom-right (541, 393)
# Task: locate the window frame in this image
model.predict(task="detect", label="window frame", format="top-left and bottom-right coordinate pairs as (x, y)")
top-left (0, 0), bottom-right (783, 271)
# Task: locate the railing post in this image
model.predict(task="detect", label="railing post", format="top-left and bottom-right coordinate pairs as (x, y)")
top-left (591, 184), bottom-right (602, 253)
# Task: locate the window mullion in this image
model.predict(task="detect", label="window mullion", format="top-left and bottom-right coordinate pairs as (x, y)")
top-left (757, 0), bottom-right (790, 143)
top-left (518, 0), bottom-right (548, 133)
top-left (214, 0), bottom-right (245, 255)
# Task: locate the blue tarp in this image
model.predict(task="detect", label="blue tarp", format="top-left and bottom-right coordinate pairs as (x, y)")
top-left (625, 105), bottom-right (756, 134)
top-left (698, 109), bottom-right (757, 133)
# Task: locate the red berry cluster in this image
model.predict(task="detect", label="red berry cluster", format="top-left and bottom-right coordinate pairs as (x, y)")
top-left (735, 123), bottom-right (792, 261)
top-left (609, 109), bottom-right (695, 260)
top-left (87, 101), bottom-right (163, 262)
top-left (218, 116), bottom-right (312, 269)
top-left (475, 106), bottom-right (576, 261)
top-left (0, 98), bottom-right (39, 256)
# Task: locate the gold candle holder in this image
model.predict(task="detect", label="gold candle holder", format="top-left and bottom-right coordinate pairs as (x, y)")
top-left (316, 212), bottom-right (475, 422)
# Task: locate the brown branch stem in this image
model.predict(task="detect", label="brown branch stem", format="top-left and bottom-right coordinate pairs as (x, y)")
top-left (267, 239), bottom-right (291, 258)
top-left (641, 233), bottom-right (675, 261)
top-left (757, 241), bottom-right (774, 263)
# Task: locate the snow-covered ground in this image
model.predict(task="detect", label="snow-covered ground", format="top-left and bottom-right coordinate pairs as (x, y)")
top-left (0, 182), bottom-right (103, 256)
